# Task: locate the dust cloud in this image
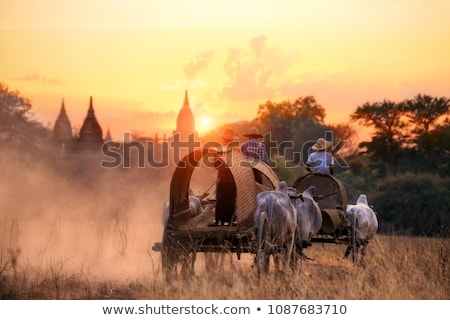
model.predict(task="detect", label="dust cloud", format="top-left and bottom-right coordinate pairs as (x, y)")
top-left (0, 147), bottom-right (175, 283)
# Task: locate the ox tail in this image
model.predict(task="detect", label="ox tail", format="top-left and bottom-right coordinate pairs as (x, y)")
top-left (266, 196), bottom-right (275, 245)
top-left (266, 194), bottom-right (275, 220)
top-left (265, 195), bottom-right (277, 252)
top-left (256, 211), bottom-right (278, 256)
top-left (347, 207), bottom-right (358, 227)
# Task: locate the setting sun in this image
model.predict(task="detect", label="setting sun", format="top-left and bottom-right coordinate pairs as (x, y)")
top-left (198, 116), bottom-right (212, 134)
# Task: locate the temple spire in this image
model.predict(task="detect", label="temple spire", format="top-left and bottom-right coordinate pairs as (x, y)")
top-left (79, 96), bottom-right (103, 150)
top-left (175, 90), bottom-right (195, 141)
top-left (88, 96), bottom-right (94, 114)
top-left (183, 89), bottom-right (189, 108)
top-left (53, 97), bottom-right (72, 141)
top-left (105, 126), bottom-right (112, 141)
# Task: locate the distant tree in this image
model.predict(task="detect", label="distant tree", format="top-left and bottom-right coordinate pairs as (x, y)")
top-left (432, 122), bottom-right (450, 176)
top-left (256, 96), bottom-right (326, 134)
top-left (255, 98), bottom-right (295, 145)
top-left (327, 123), bottom-right (357, 155)
top-left (0, 83), bottom-right (50, 148)
top-left (325, 123), bottom-right (358, 174)
top-left (413, 121), bottom-right (450, 176)
top-left (405, 93), bottom-right (449, 154)
top-left (404, 94), bottom-right (450, 136)
top-left (401, 94), bottom-right (450, 175)
top-left (351, 100), bottom-right (408, 176)
top-left (292, 96), bottom-right (326, 123)
top-left (254, 96), bottom-right (329, 165)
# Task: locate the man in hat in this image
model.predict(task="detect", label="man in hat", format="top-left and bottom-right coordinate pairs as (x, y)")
top-left (240, 127), bottom-right (269, 164)
top-left (240, 127), bottom-right (269, 183)
top-left (218, 128), bottom-right (238, 151)
top-left (306, 138), bottom-right (334, 175)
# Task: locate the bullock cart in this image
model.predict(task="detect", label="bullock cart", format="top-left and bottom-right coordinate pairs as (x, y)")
top-left (152, 148), bottom-right (281, 279)
top-left (292, 173), bottom-right (358, 261)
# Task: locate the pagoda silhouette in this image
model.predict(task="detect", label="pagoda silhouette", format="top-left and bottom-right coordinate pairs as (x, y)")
top-left (53, 96), bottom-right (107, 154)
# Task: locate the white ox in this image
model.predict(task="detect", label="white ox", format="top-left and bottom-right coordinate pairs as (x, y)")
top-left (346, 194), bottom-right (378, 260)
top-left (291, 186), bottom-right (322, 260)
top-left (253, 181), bottom-right (297, 274)
top-left (162, 189), bottom-right (203, 226)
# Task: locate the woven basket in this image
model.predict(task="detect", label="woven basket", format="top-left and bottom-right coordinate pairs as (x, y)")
top-left (168, 148), bottom-right (280, 228)
top-left (249, 159), bottom-right (280, 189)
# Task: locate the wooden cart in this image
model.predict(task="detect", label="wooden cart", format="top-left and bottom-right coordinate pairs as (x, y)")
top-left (292, 172), bottom-right (357, 261)
top-left (152, 148), bottom-right (281, 279)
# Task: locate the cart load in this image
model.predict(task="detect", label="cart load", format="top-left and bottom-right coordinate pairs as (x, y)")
top-left (166, 147), bottom-right (280, 230)
top-left (153, 147), bottom-right (281, 279)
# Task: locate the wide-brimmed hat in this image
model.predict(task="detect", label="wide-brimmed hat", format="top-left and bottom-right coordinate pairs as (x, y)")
top-left (311, 138), bottom-right (332, 151)
top-left (219, 128), bottom-right (238, 141)
top-left (243, 127), bottom-right (263, 138)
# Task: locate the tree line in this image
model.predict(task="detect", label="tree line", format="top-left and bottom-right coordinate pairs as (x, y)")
top-left (0, 83), bottom-right (50, 149)
top-left (247, 93), bottom-right (449, 178)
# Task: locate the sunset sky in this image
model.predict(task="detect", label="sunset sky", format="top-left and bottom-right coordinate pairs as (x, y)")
top-left (1, 0), bottom-right (449, 141)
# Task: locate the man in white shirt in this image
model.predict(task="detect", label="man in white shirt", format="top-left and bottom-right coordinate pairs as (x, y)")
top-left (306, 138), bottom-right (334, 175)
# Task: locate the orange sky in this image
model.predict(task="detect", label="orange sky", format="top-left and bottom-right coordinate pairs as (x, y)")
top-left (1, 0), bottom-right (450, 141)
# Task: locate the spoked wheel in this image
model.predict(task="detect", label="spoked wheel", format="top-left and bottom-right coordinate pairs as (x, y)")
top-left (161, 231), bottom-right (197, 282)
top-left (255, 211), bottom-right (270, 277)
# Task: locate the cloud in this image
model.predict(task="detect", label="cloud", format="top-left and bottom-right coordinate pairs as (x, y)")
top-left (42, 76), bottom-right (65, 85)
top-left (11, 73), bottom-right (40, 82)
top-left (220, 35), bottom-right (296, 101)
top-left (249, 35), bottom-right (266, 56)
top-left (11, 73), bottom-right (65, 85)
top-left (184, 51), bottom-right (214, 81)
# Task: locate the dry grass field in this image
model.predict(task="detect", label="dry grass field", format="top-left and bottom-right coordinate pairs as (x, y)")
top-left (1, 217), bottom-right (448, 300)
top-left (1, 150), bottom-right (448, 300)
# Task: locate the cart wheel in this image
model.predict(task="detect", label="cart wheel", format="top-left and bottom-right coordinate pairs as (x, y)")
top-left (256, 211), bottom-right (270, 277)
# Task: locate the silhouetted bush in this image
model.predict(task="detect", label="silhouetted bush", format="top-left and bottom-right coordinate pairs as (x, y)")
top-left (370, 174), bottom-right (450, 237)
